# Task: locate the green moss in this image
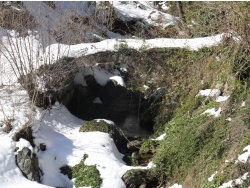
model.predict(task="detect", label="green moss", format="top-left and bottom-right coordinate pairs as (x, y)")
top-left (153, 112), bottom-right (230, 183)
top-left (72, 154), bottom-right (102, 188)
top-left (79, 120), bottom-right (114, 135)
top-left (201, 100), bottom-right (221, 110)
top-left (139, 140), bottom-right (159, 155)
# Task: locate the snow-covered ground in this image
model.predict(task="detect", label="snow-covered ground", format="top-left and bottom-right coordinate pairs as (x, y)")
top-left (0, 86), bottom-right (154, 188)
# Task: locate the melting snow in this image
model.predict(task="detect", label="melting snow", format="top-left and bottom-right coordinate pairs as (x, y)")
top-left (151, 133), bottom-right (166, 141)
top-left (197, 89), bottom-right (221, 98)
top-left (15, 138), bottom-right (33, 153)
top-left (109, 76), bottom-right (126, 87)
top-left (237, 145), bottom-right (250, 163)
top-left (203, 107), bottom-right (222, 118)
top-left (219, 172), bottom-right (249, 188)
top-left (208, 171), bottom-right (218, 182)
top-left (168, 184), bottom-right (183, 188)
top-left (216, 95), bottom-right (229, 102)
top-left (241, 101), bottom-right (246, 107)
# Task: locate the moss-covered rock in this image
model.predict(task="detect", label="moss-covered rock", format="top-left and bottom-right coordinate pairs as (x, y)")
top-left (79, 120), bottom-right (126, 150)
top-left (72, 154), bottom-right (102, 188)
top-left (122, 169), bottom-right (157, 187)
top-left (139, 140), bottom-right (159, 155)
top-left (80, 120), bottom-right (114, 134)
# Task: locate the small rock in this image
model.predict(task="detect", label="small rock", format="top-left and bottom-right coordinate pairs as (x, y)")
top-left (60, 165), bottom-right (72, 179)
top-left (127, 140), bottom-right (143, 151)
top-left (132, 152), bottom-right (140, 159)
top-left (39, 143), bottom-right (46, 151)
top-left (129, 183), bottom-right (137, 188)
top-left (139, 183), bottom-right (147, 188)
top-left (122, 169), bottom-right (157, 187)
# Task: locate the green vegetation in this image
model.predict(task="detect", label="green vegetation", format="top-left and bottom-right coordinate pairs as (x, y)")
top-left (127, 38), bottom-right (250, 187)
top-left (79, 120), bottom-right (114, 135)
top-left (72, 154), bottom-right (102, 188)
top-left (139, 140), bottom-right (159, 155)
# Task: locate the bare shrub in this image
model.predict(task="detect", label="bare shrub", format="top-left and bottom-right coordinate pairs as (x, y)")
top-left (0, 2), bottom-right (36, 36)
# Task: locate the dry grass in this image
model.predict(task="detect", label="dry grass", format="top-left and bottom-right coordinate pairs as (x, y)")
top-left (0, 3), bottom-right (36, 36)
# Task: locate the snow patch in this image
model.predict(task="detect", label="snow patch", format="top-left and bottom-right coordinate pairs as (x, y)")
top-left (197, 89), bottom-right (221, 98)
top-left (216, 95), bottom-right (229, 102)
top-left (238, 145), bottom-right (250, 163)
top-left (151, 133), bottom-right (166, 141)
top-left (208, 171), bottom-right (218, 182)
top-left (203, 107), bottom-right (222, 117)
top-left (96, 119), bottom-right (114, 125)
top-left (168, 184), bottom-right (182, 188)
top-left (146, 161), bottom-right (156, 169)
top-left (112, 1), bottom-right (176, 28)
top-left (242, 101), bottom-right (246, 107)
top-left (109, 76), bottom-right (126, 87)
top-left (219, 172), bottom-right (249, 188)
top-left (15, 138), bottom-right (33, 153)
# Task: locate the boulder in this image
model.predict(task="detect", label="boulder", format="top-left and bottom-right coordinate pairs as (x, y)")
top-left (122, 169), bottom-right (157, 188)
top-left (79, 120), bottom-right (126, 151)
top-left (60, 165), bottom-right (72, 179)
top-left (15, 147), bottom-right (40, 182)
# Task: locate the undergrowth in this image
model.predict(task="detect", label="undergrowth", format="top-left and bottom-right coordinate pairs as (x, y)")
top-left (134, 39), bottom-right (250, 187)
top-left (79, 120), bottom-right (114, 135)
top-left (72, 154), bottom-right (102, 188)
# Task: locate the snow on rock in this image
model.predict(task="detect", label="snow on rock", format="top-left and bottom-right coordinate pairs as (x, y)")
top-left (0, 84), bottom-right (53, 188)
top-left (45, 34), bottom-right (225, 63)
top-left (109, 76), bottom-right (126, 87)
top-left (96, 119), bottom-right (114, 125)
top-left (74, 67), bottom-right (119, 86)
top-left (74, 66), bottom-right (126, 88)
top-left (0, 136), bottom-right (51, 188)
top-left (15, 138), bottom-right (33, 153)
top-left (208, 171), bottom-right (218, 182)
top-left (112, 1), bottom-right (176, 28)
top-left (197, 89), bottom-right (221, 98)
top-left (237, 145), bottom-right (250, 163)
top-left (151, 133), bottom-right (166, 141)
top-left (203, 107), bottom-right (222, 118)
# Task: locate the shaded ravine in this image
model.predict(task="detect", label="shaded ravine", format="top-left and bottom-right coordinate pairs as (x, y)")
top-left (66, 81), bottom-right (152, 138)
